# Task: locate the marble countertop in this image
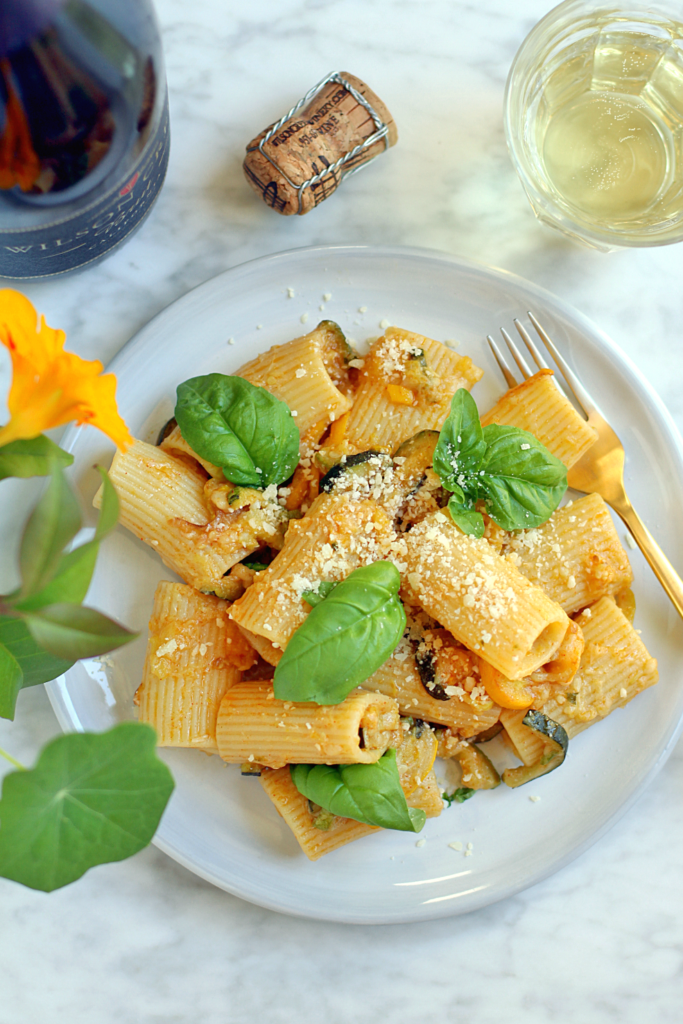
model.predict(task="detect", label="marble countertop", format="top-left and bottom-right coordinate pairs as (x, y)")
top-left (2, 0), bottom-right (683, 1021)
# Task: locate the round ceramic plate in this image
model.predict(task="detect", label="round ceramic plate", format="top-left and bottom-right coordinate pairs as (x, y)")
top-left (48, 244), bottom-right (683, 924)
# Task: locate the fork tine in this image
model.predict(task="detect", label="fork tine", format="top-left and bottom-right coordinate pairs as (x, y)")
top-left (501, 327), bottom-right (533, 379)
top-left (527, 312), bottom-right (595, 417)
top-left (513, 318), bottom-right (548, 372)
top-left (487, 334), bottom-right (518, 388)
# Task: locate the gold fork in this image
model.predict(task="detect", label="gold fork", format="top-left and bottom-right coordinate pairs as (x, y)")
top-left (487, 311), bottom-right (683, 619)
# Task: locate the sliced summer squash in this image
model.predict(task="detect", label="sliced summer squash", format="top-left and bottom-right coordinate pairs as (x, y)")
top-left (502, 710), bottom-right (568, 788)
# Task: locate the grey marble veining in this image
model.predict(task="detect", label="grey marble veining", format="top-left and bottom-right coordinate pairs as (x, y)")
top-left (2, 1), bottom-right (683, 1021)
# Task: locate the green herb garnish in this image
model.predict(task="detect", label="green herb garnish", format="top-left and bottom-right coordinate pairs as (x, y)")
top-left (291, 749), bottom-right (425, 833)
top-left (274, 562), bottom-right (406, 705)
top-left (433, 389), bottom-right (567, 537)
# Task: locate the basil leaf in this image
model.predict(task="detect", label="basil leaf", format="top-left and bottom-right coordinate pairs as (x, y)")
top-left (0, 723), bottom-right (174, 891)
top-left (14, 468), bottom-right (119, 612)
top-left (274, 562), bottom-right (406, 705)
top-left (241, 561), bottom-right (268, 572)
top-left (291, 749), bottom-right (425, 833)
top-left (433, 390), bottom-right (486, 494)
top-left (0, 616), bottom-right (74, 689)
top-left (447, 497), bottom-right (485, 538)
top-left (0, 436), bottom-right (74, 481)
top-left (175, 374), bottom-right (299, 487)
top-left (23, 604), bottom-right (137, 661)
top-left (17, 462), bottom-right (82, 601)
top-left (479, 424), bottom-right (567, 531)
top-left (302, 580), bottom-right (338, 607)
top-left (0, 642), bottom-right (23, 721)
top-left (442, 787), bottom-right (476, 807)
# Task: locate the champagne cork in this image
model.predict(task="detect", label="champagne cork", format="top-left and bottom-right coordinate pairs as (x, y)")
top-left (243, 71), bottom-right (398, 216)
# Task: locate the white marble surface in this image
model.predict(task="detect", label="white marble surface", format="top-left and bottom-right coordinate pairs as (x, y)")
top-left (2, 0), bottom-right (683, 1020)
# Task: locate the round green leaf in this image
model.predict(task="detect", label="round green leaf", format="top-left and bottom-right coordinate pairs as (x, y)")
top-left (274, 562), bottom-right (406, 705)
top-left (0, 723), bottom-right (174, 891)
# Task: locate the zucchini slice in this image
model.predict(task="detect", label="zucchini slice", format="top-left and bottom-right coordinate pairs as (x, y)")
top-left (316, 320), bottom-right (353, 393)
top-left (502, 710), bottom-right (568, 789)
top-left (319, 450), bottom-right (392, 493)
top-left (414, 646), bottom-right (450, 701)
top-left (156, 416), bottom-right (177, 446)
top-left (453, 741), bottom-right (501, 790)
top-left (392, 430), bottom-right (439, 494)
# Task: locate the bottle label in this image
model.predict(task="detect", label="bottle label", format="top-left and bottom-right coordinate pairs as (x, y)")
top-left (0, 97), bottom-right (170, 279)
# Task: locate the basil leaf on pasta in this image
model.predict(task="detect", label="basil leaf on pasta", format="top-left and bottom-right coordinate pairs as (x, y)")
top-left (433, 389), bottom-right (486, 493)
top-left (433, 389), bottom-right (567, 532)
top-left (291, 750), bottom-right (425, 833)
top-left (274, 562), bottom-right (406, 705)
top-left (446, 497), bottom-right (485, 538)
top-left (479, 424), bottom-right (567, 531)
top-left (175, 374), bottom-right (299, 487)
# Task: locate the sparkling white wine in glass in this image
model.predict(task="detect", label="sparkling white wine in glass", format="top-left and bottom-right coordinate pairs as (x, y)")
top-left (505, 2), bottom-right (683, 249)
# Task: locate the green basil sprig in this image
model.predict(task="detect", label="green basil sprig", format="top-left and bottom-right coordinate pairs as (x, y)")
top-left (274, 562), bottom-right (406, 705)
top-left (175, 373), bottom-right (300, 487)
top-left (291, 749), bottom-right (425, 833)
top-left (433, 389), bottom-right (567, 538)
top-left (0, 464), bottom-right (137, 720)
top-left (0, 723), bottom-right (174, 891)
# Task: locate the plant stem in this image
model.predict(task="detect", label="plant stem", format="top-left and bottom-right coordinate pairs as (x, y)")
top-left (0, 746), bottom-right (26, 771)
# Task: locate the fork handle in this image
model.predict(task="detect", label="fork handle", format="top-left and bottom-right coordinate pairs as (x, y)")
top-left (611, 498), bottom-right (683, 619)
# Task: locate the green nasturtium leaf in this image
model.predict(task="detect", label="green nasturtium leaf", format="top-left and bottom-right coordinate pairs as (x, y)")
top-left (291, 750), bottom-right (425, 833)
top-left (0, 723), bottom-right (174, 891)
top-left (0, 642), bottom-right (23, 721)
top-left (18, 463), bottom-right (81, 601)
top-left (480, 424), bottom-right (567, 531)
top-left (274, 562), bottom-right (406, 705)
top-left (0, 436), bottom-right (73, 481)
top-left (23, 604), bottom-right (137, 661)
top-left (14, 468), bottom-right (120, 612)
top-left (175, 374), bottom-right (300, 487)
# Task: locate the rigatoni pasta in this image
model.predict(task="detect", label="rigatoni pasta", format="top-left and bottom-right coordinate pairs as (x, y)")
top-left (136, 582), bottom-right (253, 750)
top-left (481, 369), bottom-right (598, 469)
top-left (116, 314), bottom-right (657, 862)
top-left (215, 681), bottom-right (402, 768)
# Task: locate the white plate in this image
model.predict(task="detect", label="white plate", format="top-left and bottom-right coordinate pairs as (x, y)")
top-left (49, 244), bottom-right (683, 923)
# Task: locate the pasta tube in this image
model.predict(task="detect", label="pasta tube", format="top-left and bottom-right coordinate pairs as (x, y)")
top-left (99, 439), bottom-right (287, 598)
top-left (404, 511), bottom-right (570, 679)
top-left (506, 493), bottom-right (633, 614)
top-left (136, 582), bottom-right (253, 749)
top-left (259, 767), bottom-right (380, 861)
top-left (345, 327), bottom-right (483, 450)
top-left (502, 595), bottom-right (658, 763)
top-left (236, 321), bottom-right (352, 437)
top-left (481, 369), bottom-right (598, 469)
top-left (363, 651), bottom-right (501, 736)
top-left (229, 492), bottom-right (396, 651)
top-left (216, 681), bottom-right (401, 767)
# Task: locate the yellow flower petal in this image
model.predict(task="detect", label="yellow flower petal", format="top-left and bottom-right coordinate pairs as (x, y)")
top-left (0, 289), bottom-right (133, 450)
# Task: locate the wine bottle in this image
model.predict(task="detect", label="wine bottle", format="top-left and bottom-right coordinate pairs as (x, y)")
top-left (0, 0), bottom-right (170, 278)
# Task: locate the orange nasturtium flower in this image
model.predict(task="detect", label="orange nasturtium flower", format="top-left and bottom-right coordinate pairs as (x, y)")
top-left (0, 289), bottom-right (133, 450)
